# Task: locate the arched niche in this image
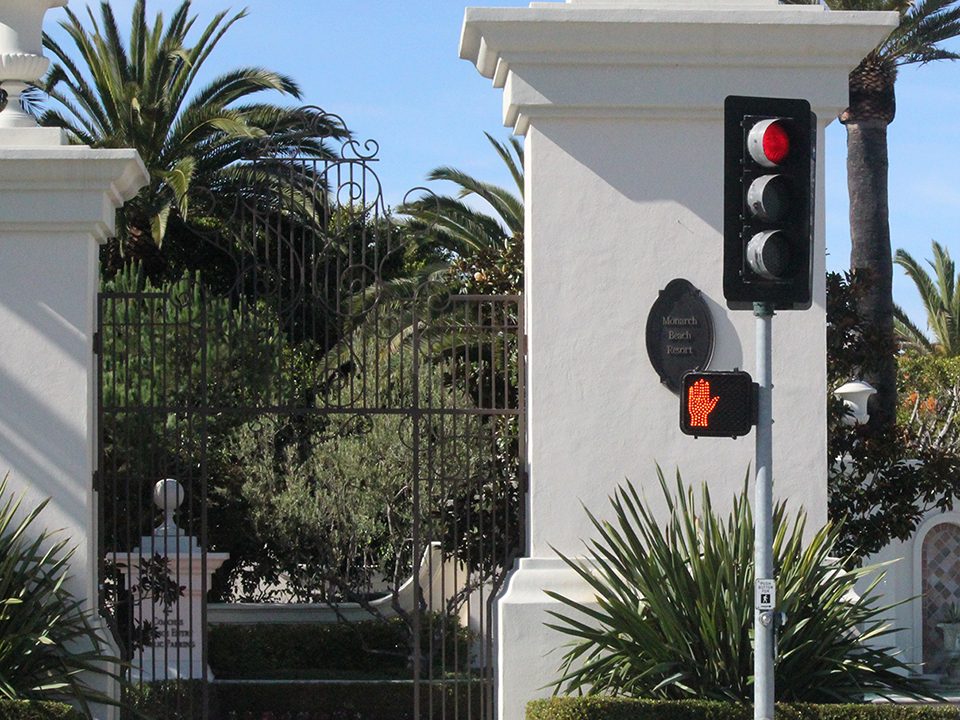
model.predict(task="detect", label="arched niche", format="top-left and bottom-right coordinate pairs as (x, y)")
top-left (913, 512), bottom-right (960, 674)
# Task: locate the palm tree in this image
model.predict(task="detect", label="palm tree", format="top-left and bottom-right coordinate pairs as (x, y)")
top-left (400, 132), bottom-right (524, 296)
top-left (37, 0), bottom-right (344, 279)
top-left (894, 241), bottom-right (960, 355)
top-left (787, 0), bottom-right (960, 429)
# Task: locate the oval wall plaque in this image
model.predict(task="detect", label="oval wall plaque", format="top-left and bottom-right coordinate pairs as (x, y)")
top-left (645, 278), bottom-right (715, 393)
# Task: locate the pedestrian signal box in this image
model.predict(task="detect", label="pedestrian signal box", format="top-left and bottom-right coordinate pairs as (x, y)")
top-left (680, 371), bottom-right (757, 438)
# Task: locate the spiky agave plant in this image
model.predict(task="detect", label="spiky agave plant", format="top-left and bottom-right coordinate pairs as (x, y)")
top-left (546, 468), bottom-right (931, 702)
top-left (0, 476), bottom-right (121, 715)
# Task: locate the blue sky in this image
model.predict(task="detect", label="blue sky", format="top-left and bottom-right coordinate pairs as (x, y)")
top-left (46, 0), bottom-right (959, 327)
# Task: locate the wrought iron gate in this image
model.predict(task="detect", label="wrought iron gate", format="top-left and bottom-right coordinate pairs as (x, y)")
top-left (96, 111), bottom-right (525, 720)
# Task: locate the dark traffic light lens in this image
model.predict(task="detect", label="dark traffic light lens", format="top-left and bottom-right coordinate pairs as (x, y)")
top-left (747, 230), bottom-right (789, 280)
top-left (746, 174), bottom-right (789, 222)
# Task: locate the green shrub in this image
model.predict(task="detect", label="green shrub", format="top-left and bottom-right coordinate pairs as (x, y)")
top-left (124, 680), bottom-right (209, 720)
top-left (0, 700), bottom-right (84, 719)
top-left (209, 620), bottom-right (409, 678)
top-left (216, 680), bottom-right (484, 720)
top-left (210, 615), bottom-right (474, 680)
top-left (546, 470), bottom-right (930, 702)
top-left (0, 477), bottom-right (120, 716)
top-left (526, 698), bottom-right (960, 720)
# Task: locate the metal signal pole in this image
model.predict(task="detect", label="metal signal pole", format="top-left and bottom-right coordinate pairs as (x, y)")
top-left (754, 301), bottom-right (775, 720)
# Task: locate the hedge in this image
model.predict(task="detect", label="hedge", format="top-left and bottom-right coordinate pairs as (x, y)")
top-left (0, 701), bottom-right (83, 720)
top-left (126, 680), bottom-right (209, 720)
top-left (209, 620), bottom-right (409, 678)
top-left (216, 679), bottom-right (485, 720)
top-left (209, 616), bottom-right (472, 680)
top-left (526, 699), bottom-right (960, 720)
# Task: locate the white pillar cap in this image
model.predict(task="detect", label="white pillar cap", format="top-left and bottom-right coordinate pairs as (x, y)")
top-left (550, 0), bottom-right (781, 6)
top-left (461, 4), bottom-right (898, 133)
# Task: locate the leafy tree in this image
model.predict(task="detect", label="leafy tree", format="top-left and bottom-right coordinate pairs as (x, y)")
top-left (894, 240), bottom-right (960, 355)
top-left (222, 389), bottom-right (494, 604)
top-left (787, 0), bottom-right (960, 431)
top-left (37, 0), bottom-right (344, 280)
top-left (827, 272), bottom-right (960, 559)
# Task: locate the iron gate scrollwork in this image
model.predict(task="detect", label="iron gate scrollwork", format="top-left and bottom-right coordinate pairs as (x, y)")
top-left (96, 109), bottom-right (525, 720)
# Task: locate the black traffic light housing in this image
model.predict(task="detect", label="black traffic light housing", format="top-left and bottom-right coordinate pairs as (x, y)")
top-left (723, 96), bottom-right (816, 311)
top-left (680, 371), bottom-right (757, 439)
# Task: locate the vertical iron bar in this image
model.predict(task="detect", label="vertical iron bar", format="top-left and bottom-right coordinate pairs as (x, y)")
top-left (199, 287), bottom-right (210, 720)
top-left (411, 299), bottom-right (422, 720)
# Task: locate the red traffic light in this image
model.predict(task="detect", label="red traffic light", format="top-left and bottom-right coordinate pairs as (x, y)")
top-left (723, 96), bottom-right (816, 311)
top-left (748, 119), bottom-right (790, 167)
top-left (680, 371), bottom-right (756, 438)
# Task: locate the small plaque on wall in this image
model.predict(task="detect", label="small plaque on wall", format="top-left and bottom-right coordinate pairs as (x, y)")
top-left (645, 278), bottom-right (715, 393)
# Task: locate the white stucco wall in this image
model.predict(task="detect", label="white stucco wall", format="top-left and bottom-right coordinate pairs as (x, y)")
top-left (461, 2), bottom-right (898, 717)
top-left (0, 148), bottom-right (147, 602)
top-left (523, 117), bottom-right (833, 557)
top-left (0, 145), bottom-right (147, 718)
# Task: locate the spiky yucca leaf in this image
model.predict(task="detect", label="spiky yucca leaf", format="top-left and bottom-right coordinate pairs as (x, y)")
top-left (546, 469), bottom-right (930, 702)
top-left (0, 476), bottom-right (122, 715)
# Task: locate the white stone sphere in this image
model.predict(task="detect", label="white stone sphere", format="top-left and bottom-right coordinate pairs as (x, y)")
top-left (153, 478), bottom-right (184, 512)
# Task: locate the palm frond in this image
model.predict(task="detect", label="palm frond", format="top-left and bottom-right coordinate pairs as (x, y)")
top-left (894, 303), bottom-right (935, 353)
top-left (426, 165), bottom-right (523, 235)
top-left (895, 242), bottom-right (960, 355)
top-left (36, 0), bottom-right (341, 253)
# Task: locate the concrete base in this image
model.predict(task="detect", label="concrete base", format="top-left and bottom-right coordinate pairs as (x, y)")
top-left (88, 615), bottom-right (122, 720)
top-left (498, 557), bottom-right (597, 720)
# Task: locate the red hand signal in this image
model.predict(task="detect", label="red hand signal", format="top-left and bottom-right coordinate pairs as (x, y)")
top-left (687, 379), bottom-right (720, 428)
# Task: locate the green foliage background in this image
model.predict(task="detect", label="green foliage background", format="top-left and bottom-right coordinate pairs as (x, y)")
top-left (527, 699), bottom-right (960, 720)
top-left (827, 272), bottom-right (960, 559)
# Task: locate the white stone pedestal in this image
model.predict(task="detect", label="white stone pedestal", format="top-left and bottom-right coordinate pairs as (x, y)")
top-left (110, 480), bottom-right (228, 682)
top-left (115, 547), bottom-right (230, 682)
top-left (461, 1), bottom-right (898, 716)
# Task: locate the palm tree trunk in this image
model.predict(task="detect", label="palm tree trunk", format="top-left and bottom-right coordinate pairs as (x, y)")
top-left (846, 119), bottom-right (896, 432)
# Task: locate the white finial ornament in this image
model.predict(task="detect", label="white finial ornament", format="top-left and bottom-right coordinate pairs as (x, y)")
top-left (0, 0), bottom-right (67, 129)
top-left (153, 478), bottom-right (185, 538)
top-left (145, 478), bottom-right (199, 553)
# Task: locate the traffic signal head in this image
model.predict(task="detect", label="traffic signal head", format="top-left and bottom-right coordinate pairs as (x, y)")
top-left (723, 96), bottom-right (816, 311)
top-left (680, 371), bottom-right (756, 438)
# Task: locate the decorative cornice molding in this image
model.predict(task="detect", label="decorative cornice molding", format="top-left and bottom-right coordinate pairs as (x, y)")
top-left (0, 148), bottom-right (149, 241)
top-left (460, 5), bottom-right (899, 133)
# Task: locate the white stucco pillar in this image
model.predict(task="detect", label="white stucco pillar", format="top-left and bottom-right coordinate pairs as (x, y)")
top-left (460, 1), bottom-right (897, 716)
top-left (0, 2), bottom-right (149, 717)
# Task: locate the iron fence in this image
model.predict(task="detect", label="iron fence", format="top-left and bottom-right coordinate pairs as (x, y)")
top-left (96, 111), bottom-right (525, 720)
